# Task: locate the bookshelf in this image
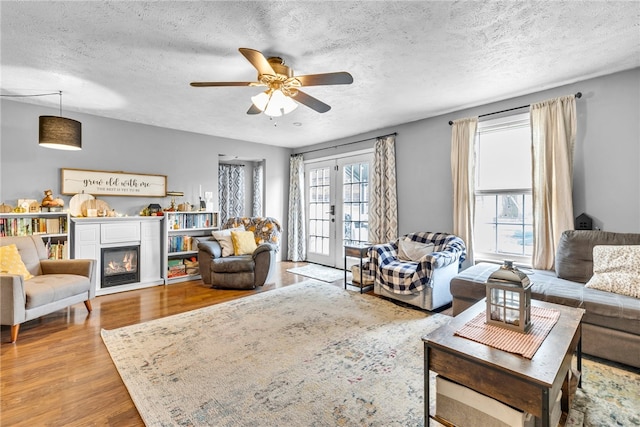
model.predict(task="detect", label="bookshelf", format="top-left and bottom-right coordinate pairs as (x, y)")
top-left (0, 212), bottom-right (70, 259)
top-left (164, 211), bottom-right (219, 284)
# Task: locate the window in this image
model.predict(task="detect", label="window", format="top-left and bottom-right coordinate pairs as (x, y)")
top-left (342, 161), bottom-right (369, 246)
top-left (474, 113), bottom-right (533, 264)
top-left (308, 166), bottom-right (331, 255)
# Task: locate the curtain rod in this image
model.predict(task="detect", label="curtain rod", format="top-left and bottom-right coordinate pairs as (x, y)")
top-left (448, 92), bottom-right (582, 126)
top-left (292, 132), bottom-right (397, 156)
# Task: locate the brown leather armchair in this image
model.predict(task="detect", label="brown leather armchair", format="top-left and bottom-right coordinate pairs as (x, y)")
top-left (197, 217), bottom-right (281, 289)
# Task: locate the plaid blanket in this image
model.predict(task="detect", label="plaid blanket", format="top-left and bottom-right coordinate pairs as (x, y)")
top-left (368, 232), bottom-right (466, 295)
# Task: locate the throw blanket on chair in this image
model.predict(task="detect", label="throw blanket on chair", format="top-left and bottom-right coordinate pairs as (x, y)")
top-left (369, 232), bottom-right (466, 295)
top-left (223, 217), bottom-right (282, 247)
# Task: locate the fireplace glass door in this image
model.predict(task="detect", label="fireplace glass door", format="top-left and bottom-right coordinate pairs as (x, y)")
top-left (101, 245), bottom-right (140, 288)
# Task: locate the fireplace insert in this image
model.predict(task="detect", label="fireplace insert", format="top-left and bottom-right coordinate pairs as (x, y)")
top-left (101, 245), bottom-right (140, 288)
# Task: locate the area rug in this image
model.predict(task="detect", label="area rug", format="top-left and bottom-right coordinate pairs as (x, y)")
top-left (286, 263), bottom-right (346, 282)
top-left (566, 357), bottom-right (640, 426)
top-left (101, 281), bottom-right (639, 427)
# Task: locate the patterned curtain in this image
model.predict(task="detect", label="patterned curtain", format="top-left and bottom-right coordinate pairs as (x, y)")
top-left (451, 117), bottom-right (479, 266)
top-left (530, 95), bottom-right (577, 269)
top-left (369, 135), bottom-right (398, 244)
top-left (287, 154), bottom-right (306, 261)
top-left (252, 162), bottom-right (264, 217)
top-left (218, 164), bottom-right (245, 225)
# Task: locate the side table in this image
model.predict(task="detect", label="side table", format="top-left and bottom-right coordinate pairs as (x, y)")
top-left (422, 299), bottom-right (584, 427)
top-left (344, 243), bottom-right (374, 293)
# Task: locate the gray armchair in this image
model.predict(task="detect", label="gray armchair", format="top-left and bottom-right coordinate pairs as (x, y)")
top-left (198, 217), bottom-right (281, 289)
top-left (1, 235), bottom-right (95, 342)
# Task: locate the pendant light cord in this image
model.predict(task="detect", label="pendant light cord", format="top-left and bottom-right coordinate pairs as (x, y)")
top-left (0, 92), bottom-right (61, 98)
top-left (1, 90), bottom-right (65, 117)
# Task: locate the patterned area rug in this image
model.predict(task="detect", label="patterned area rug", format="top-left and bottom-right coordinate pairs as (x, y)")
top-left (566, 357), bottom-right (640, 426)
top-left (286, 263), bottom-right (347, 282)
top-left (101, 281), bottom-right (639, 426)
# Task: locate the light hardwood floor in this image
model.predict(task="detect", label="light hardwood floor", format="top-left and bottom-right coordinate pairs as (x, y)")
top-left (1, 261), bottom-right (378, 426)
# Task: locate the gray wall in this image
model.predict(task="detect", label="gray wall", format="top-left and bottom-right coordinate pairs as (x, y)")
top-left (3, 68), bottom-right (638, 263)
top-left (295, 68), bottom-right (640, 235)
top-left (0, 101), bottom-right (291, 255)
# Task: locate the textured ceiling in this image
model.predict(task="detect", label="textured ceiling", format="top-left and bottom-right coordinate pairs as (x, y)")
top-left (1, 1), bottom-right (638, 148)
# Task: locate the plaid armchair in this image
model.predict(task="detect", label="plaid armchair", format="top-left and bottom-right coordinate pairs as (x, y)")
top-left (368, 232), bottom-right (466, 310)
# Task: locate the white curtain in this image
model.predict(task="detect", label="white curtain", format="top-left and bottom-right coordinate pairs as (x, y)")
top-left (218, 164), bottom-right (245, 225)
top-left (450, 117), bottom-right (479, 265)
top-left (369, 135), bottom-right (398, 244)
top-left (287, 154), bottom-right (306, 261)
top-left (252, 162), bottom-right (264, 217)
top-left (531, 95), bottom-right (577, 269)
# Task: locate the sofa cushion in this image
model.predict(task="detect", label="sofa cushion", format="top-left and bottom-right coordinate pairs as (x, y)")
top-left (585, 245), bottom-right (640, 298)
top-left (555, 230), bottom-right (640, 283)
top-left (25, 274), bottom-right (91, 309)
top-left (0, 244), bottom-right (34, 280)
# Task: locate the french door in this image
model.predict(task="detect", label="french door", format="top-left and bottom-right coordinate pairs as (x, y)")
top-left (305, 153), bottom-right (372, 267)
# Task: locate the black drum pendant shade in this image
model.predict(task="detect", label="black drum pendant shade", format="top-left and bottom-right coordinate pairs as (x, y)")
top-left (39, 115), bottom-right (82, 150)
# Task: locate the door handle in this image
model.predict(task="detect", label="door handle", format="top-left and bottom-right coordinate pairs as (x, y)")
top-left (326, 205), bottom-right (335, 215)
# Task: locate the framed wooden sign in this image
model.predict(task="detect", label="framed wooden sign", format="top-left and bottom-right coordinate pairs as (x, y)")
top-left (61, 168), bottom-right (167, 197)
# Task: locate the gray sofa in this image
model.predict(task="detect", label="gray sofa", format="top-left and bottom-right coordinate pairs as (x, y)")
top-left (450, 230), bottom-right (640, 368)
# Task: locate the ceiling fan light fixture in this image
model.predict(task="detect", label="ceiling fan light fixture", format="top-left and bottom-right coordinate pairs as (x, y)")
top-left (252, 89), bottom-right (298, 117)
top-left (265, 89), bottom-right (298, 117)
top-left (251, 91), bottom-right (270, 112)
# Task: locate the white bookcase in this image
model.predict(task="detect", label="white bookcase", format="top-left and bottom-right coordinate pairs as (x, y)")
top-left (0, 211), bottom-right (70, 259)
top-left (164, 211), bottom-right (219, 284)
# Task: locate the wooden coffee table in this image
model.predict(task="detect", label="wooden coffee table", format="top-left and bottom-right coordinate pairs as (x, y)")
top-left (422, 299), bottom-right (584, 427)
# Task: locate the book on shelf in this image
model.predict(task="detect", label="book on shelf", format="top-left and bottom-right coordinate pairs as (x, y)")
top-left (0, 215), bottom-right (67, 236)
top-left (168, 212), bottom-right (213, 229)
top-left (45, 238), bottom-right (68, 260)
top-left (168, 235), bottom-right (194, 252)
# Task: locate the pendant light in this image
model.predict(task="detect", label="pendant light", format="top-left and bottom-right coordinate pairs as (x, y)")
top-left (39, 91), bottom-right (82, 150)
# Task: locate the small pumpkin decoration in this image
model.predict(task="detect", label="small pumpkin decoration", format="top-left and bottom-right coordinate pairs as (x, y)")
top-left (0, 203), bottom-right (13, 213)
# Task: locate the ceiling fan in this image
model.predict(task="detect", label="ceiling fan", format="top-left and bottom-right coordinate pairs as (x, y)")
top-left (190, 48), bottom-right (353, 117)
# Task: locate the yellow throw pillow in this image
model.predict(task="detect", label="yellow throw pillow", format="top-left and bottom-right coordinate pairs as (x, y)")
top-left (0, 244), bottom-right (33, 280)
top-left (231, 230), bottom-right (258, 255)
top-left (212, 226), bottom-right (245, 257)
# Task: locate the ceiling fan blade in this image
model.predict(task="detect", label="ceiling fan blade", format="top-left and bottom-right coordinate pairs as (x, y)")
top-left (239, 48), bottom-right (276, 76)
top-left (293, 90), bottom-right (331, 113)
top-left (296, 72), bottom-right (353, 86)
top-left (247, 104), bottom-right (262, 115)
top-left (190, 82), bottom-right (255, 87)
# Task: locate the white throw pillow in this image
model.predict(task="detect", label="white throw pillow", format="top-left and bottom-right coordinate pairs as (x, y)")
top-left (397, 238), bottom-right (435, 262)
top-left (212, 226), bottom-right (245, 257)
top-left (585, 245), bottom-right (640, 298)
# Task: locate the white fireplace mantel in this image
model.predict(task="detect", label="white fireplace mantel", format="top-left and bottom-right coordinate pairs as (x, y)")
top-left (71, 216), bottom-right (164, 295)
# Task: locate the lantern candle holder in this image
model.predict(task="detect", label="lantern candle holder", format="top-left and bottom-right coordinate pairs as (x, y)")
top-left (486, 260), bottom-right (532, 333)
